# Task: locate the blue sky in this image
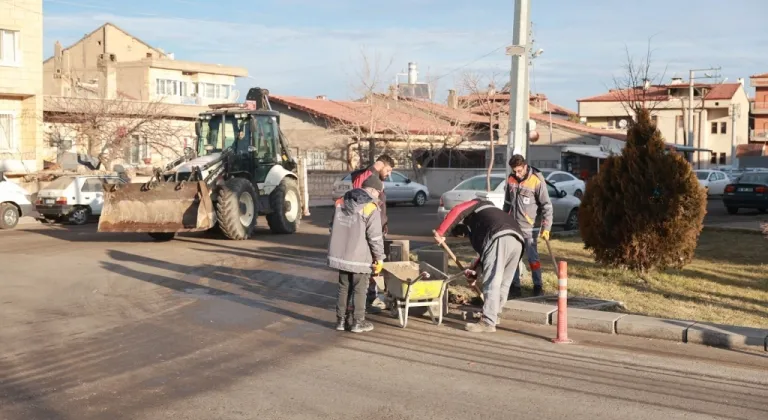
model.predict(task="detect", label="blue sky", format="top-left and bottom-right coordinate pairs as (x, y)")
top-left (42, 0), bottom-right (768, 110)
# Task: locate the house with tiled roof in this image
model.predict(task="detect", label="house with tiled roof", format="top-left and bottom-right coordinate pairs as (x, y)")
top-left (268, 92), bottom-right (493, 171)
top-left (577, 77), bottom-right (750, 168)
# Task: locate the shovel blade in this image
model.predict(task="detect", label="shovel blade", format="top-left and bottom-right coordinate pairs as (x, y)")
top-left (98, 181), bottom-right (214, 233)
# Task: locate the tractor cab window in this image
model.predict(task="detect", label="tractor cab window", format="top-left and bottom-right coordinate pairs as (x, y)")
top-left (252, 115), bottom-right (277, 161)
top-left (234, 118), bottom-right (251, 154)
top-left (197, 114), bottom-right (251, 155)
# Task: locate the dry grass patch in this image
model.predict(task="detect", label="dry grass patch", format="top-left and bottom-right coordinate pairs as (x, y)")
top-left (435, 231), bottom-right (768, 328)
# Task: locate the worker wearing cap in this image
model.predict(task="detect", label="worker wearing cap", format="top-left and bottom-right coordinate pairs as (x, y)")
top-left (502, 154), bottom-right (553, 298)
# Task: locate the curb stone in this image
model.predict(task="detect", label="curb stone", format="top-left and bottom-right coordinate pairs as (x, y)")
top-left (615, 315), bottom-right (695, 342)
top-left (504, 301), bottom-right (768, 352)
top-left (685, 322), bottom-right (768, 351)
top-left (552, 308), bottom-right (625, 334)
top-left (502, 300), bottom-right (556, 325)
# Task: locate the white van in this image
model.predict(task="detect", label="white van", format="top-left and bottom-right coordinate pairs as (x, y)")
top-left (0, 171), bottom-right (37, 229)
top-left (36, 175), bottom-right (126, 225)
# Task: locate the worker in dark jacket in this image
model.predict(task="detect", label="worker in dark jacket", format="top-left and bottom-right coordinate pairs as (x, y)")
top-left (328, 187), bottom-right (386, 333)
top-left (434, 199), bottom-right (524, 332)
top-left (502, 154), bottom-right (553, 297)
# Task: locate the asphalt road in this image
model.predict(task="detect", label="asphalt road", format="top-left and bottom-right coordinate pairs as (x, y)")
top-left (0, 204), bottom-right (766, 420)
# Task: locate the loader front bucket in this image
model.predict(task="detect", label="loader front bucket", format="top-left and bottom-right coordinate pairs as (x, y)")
top-left (98, 181), bottom-right (215, 233)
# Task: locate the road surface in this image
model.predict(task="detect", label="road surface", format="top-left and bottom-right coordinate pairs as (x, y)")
top-left (1, 204), bottom-right (766, 420)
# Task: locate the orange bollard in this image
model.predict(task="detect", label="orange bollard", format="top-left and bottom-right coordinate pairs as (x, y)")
top-left (552, 261), bottom-right (573, 344)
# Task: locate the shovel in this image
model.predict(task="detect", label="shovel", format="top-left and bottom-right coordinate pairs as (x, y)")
top-left (432, 230), bottom-right (484, 302)
top-left (543, 236), bottom-right (560, 278)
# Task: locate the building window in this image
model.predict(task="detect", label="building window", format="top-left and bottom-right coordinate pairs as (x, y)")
top-left (651, 115), bottom-right (657, 124)
top-left (125, 135), bottom-right (149, 164)
top-left (711, 122), bottom-right (718, 134)
top-left (719, 153), bottom-right (726, 165)
top-left (0, 112), bottom-right (16, 151)
top-left (305, 150), bottom-right (326, 170)
top-left (720, 122), bottom-right (727, 134)
top-left (676, 115), bottom-right (683, 129)
top-left (0, 29), bottom-right (20, 66)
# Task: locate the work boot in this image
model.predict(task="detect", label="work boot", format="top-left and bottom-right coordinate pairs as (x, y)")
top-left (509, 285), bottom-right (522, 299)
top-left (335, 317), bottom-right (346, 332)
top-left (533, 285), bottom-right (544, 297)
top-left (465, 320), bottom-right (496, 333)
top-left (350, 320), bottom-right (374, 333)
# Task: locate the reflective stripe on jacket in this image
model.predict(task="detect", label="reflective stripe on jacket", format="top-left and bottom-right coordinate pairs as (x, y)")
top-left (502, 169), bottom-right (553, 238)
top-left (327, 188), bottom-right (386, 273)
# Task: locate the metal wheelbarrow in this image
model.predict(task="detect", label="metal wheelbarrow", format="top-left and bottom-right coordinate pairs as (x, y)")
top-left (378, 261), bottom-right (460, 328)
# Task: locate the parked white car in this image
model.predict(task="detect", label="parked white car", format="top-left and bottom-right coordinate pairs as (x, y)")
top-left (694, 170), bottom-right (731, 195)
top-left (35, 175), bottom-right (127, 225)
top-left (0, 172), bottom-right (37, 230)
top-left (437, 172), bottom-right (581, 231)
top-left (538, 168), bottom-right (586, 199)
top-left (332, 171), bottom-right (430, 206)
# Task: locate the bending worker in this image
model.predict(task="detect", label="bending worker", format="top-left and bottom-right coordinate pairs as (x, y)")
top-left (434, 198), bottom-right (524, 333)
top-left (503, 154), bottom-right (553, 298)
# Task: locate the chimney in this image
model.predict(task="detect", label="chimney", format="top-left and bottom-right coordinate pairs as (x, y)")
top-left (670, 77), bottom-right (683, 85)
top-left (407, 62), bottom-right (417, 84)
top-left (98, 55), bottom-right (117, 99)
top-left (643, 78), bottom-right (651, 90)
top-left (315, 95), bottom-right (327, 100)
top-left (447, 89), bottom-right (458, 109)
top-left (488, 82), bottom-right (496, 96)
top-left (738, 77), bottom-right (744, 88)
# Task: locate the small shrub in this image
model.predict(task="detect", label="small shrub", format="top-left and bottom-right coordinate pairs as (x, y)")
top-left (578, 108), bottom-right (707, 272)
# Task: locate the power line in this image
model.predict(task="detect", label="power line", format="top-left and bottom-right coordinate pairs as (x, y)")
top-left (430, 44), bottom-right (509, 83)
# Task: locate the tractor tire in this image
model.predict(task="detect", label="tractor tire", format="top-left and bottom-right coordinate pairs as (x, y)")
top-left (148, 232), bottom-right (176, 242)
top-left (267, 177), bottom-right (301, 234)
top-left (216, 177), bottom-right (258, 240)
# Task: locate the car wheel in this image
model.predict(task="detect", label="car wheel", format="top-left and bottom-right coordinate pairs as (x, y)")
top-left (68, 207), bottom-right (90, 225)
top-left (413, 191), bottom-right (427, 207)
top-left (726, 206), bottom-right (738, 215)
top-left (573, 189), bottom-right (583, 199)
top-left (564, 208), bottom-right (579, 231)
top-left (0, 203), bottom-right (19, 230)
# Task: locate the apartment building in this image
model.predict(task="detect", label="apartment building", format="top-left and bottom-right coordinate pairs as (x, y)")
top-left (578, 78), bottom-right (750, 167)
top-left (0, 0), bottom-right (43, 173)
top-left (43, 23), bottom-right (248, 106)
top-left (749, 72), bottom-right (768, 143)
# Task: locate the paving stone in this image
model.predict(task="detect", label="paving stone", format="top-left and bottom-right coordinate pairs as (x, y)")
top-left (502, 301), bottom-right (557, 325)
top-left (615, 315), bottom-right (695, 342)
top-left (552, 308), bottom-right (625, 334)
top-left (685, 322), bottom-right (768, 351)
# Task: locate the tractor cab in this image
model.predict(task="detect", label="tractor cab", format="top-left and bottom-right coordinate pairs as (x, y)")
top-left (195, 108), bottom-right (282, 183)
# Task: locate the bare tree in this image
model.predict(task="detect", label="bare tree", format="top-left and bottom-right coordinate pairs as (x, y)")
top-left (611, 41), bottom-right (668, 118)
top-left (44, 94), bottom-right (190, 171)
top-left (460, 70), bottom-right (505, 191)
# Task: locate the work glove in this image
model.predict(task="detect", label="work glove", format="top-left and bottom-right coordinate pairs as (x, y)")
top-left (540, 230), bottom-right (550, 241)
top-left (372, 260), bottom-right (383, 275)
top-left (463, 269), bottom-right (477, 281)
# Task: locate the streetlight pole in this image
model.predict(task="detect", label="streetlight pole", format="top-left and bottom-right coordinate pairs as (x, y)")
top-left (505, 0), bottom-right (531, 180)
top-left (686, 66), bottom-right (721, 162)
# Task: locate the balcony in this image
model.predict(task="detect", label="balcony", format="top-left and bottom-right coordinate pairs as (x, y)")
top-left (750, 129), bottom-right (768, 140)
top-left (750, 101), bottom-right (768, 114)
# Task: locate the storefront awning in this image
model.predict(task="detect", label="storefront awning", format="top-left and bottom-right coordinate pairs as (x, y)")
top-left (562, 146), bottom-right (611, 159)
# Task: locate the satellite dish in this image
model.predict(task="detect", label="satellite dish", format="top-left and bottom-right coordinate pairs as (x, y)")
top-left (618, 119), bottom-right (628, 129)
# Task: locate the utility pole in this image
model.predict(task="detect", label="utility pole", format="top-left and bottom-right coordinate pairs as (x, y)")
top-left (731, 103), bottom-right (740, 167)
top-left (505, 0), bottom-right (531, 180)
top-left (687, 67), bottom-right (721, 159)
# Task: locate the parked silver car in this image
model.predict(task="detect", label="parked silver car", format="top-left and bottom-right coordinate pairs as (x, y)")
top-left (437, 172), bottom-right (580, 230)
top-left (332, 171), bottom-right (430, 206)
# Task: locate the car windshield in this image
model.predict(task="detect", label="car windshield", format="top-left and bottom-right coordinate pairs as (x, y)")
top-left (455, 176), bottom-right (504, 191)
top-left (695, 172), bottom-right (709, 180)
top-left (46, 176), bottom-right (75, 190)
top-left (739, 173), bottom-right (768, 184)
top-left (540, 170), bottom-right (553, 178)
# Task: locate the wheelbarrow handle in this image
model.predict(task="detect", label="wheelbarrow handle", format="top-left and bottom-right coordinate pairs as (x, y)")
top-left (432, 230), bottom-right (483, 302)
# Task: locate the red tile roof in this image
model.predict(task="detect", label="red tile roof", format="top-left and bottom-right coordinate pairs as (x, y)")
top-left (578, 83), bottom-right (741, 103)
top-left (736, 143), bottom-right (768, 157)
top-left (750, 72), bottom-right (768, 79)
top-left (528, 113), bottom-right (627, 141)
top-left (269, 95), bottom-right (462, 136)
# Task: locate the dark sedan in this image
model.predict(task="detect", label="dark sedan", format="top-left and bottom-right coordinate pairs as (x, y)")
top-left (722, 171), bottom-right (768, 214)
